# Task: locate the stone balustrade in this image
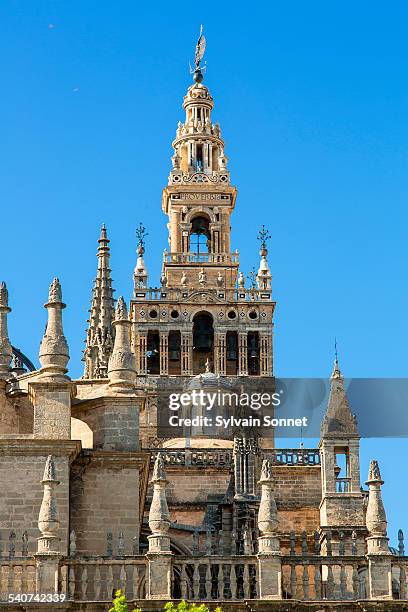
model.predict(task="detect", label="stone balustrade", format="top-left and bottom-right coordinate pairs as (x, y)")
top-left (172, 556), bottom-right (257, 600)
top-left (133, 287), bottom-right (272, 303)
top-left (62, 558), bottom-right (147, 601)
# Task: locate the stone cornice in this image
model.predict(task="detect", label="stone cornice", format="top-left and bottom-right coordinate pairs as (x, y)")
top-left (0, 438), bottom-right (81, 463)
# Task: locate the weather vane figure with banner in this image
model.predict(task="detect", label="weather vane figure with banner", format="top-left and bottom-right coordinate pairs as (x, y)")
top-left (190, 25), bottom-right (206, 83)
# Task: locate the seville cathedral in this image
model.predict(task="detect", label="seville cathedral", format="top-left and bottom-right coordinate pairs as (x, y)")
top-left (0, 31), bottom-right (406, 611)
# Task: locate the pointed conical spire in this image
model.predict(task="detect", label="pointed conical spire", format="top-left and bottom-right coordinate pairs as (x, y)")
top-left (107, 296), bottom-right (136, 392)
top-left (321, 352), bottom-right (358, 437)
top-left (83, 225), bottom-right (115, 379)
top-left (37, 455), bottom-right (60, 554)
top-left (0, 282), bottom-right (13, 379)
top-left (39, 278), bottom-right (69, 378)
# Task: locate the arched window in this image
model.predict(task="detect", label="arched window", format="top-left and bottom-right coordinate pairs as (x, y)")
top-left (192, 311), bottom-right (214, 374)
top-left (190, 216), bottom-right (211, 254)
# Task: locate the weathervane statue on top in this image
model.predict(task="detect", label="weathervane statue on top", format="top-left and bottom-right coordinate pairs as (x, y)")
top-left (190, 25), bottom-right (206, 83)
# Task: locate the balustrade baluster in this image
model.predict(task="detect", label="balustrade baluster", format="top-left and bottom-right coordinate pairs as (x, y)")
top-left (80, 566), bottom-right (88, 600)
top-left (326, 565), bottom-right (334, 599)
top-left (352, 565), bottom-right (359, 599)
top-left (120, 565), bottom-right (127, 596)
top-left (302, 562), bottom-right (309, 600)
top-left (215, 563), bottom-right (222, 599)
top-left (243, 562), bottom-right (250, 599)
top-left (314, 564), bottom-right (322, 599)
top-left (132, 564), bottom-right (139, 599)
top-left (204, 562), bottom-right (212, 599)
top-left (230, 563), bottom-right (237, 600)
top-left (290, 564), bottom-right (297, 599)
top-left (340, 563), bottom-right (347, 599)
top-left (106, 565), bottom-right (114, 601)
top-left (68, 566), bottom-right (76, 599)
top-left (94, 565), bottom-right (101, 600)
top-left (400, 565), bottom-right (407, 600)
top-left (193, 563), bottom-right (200, 599)
top-left (180, 563), bottom-right (188, 599)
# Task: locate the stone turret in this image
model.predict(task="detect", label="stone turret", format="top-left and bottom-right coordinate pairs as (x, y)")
top-left (257, 458), bottom-right (279, 551)
top-left (107, 297), bottom-right (136, 392)
top-left (321, 357), bottom-right (358, 438)
top-left (0, 282), bottom-right (12, 380)
top-left (365, 459), bottom-right (393, 600)
top-left (147, 454), bottom-right (172, 600)
top-left (366, 460), bottom-right (388, 552)
top-left (39, 278), bottom-right (69, 379)
top-left (83, 225), bottom-right (115, 379)
top-left (257, 458), bottom-right (282, 600)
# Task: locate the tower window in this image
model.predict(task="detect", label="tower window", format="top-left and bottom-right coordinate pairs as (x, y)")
top-left (190, 216), bottom-right (211, 254)
top-left (196, 144), bottom-right (203, 171)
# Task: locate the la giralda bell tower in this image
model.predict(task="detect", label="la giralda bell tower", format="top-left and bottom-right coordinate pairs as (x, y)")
top-left (130, 29), bottom-right (275, 405)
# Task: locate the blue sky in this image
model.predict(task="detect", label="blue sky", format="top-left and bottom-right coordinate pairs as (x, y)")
top-left (0, 2), bottom-right (407, 543)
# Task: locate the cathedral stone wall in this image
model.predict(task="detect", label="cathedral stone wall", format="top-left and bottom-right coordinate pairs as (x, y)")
top-left (0, 442), bottom-right (71, 555)
top-left (70, 451), bottom-right (141, 556)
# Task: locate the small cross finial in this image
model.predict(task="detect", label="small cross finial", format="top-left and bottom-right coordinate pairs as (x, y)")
top-left (334, 337), bottom-right (338, 362)
top-left (135, 222), bottom-right (148, 249)
top-left (257, 225), bottom-right (271, 250)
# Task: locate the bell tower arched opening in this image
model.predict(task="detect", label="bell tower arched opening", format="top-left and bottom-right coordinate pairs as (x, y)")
top-left (192, 311), bottom-right (214, 373)
top-left (190, 215), bottom-right (211, 254)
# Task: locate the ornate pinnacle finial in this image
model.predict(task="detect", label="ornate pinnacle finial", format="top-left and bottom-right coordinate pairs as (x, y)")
top-left (152, 454), bottom-right (167, 483)
top-left (365, 459), bottom-right (388, 544)
top-left (0, 282), bottom-right (9, 308)
top-left (48, 278), bottom-right (62, 304)
top-left (37, 455), bottom-right (60, 555)
top-left (191, 25), bottom-right (206, 83)
top-left (260, 458), bottom-right (273, 482)
top-left (115, 296), bottom-right (128, 321)
top-left (39, 278), bottom-right (69, 377)
top-left (257, 225), bottom-right (271, 251)
top-left (367, 459), bottom-right (383, 484)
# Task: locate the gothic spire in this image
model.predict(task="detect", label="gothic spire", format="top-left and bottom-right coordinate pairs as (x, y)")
top-left (321, 352), bottom-right (359, 438)
top-left (0, 282), bottom-right (13, 380)
top-left (83, 225), bottom-right (115, 379)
